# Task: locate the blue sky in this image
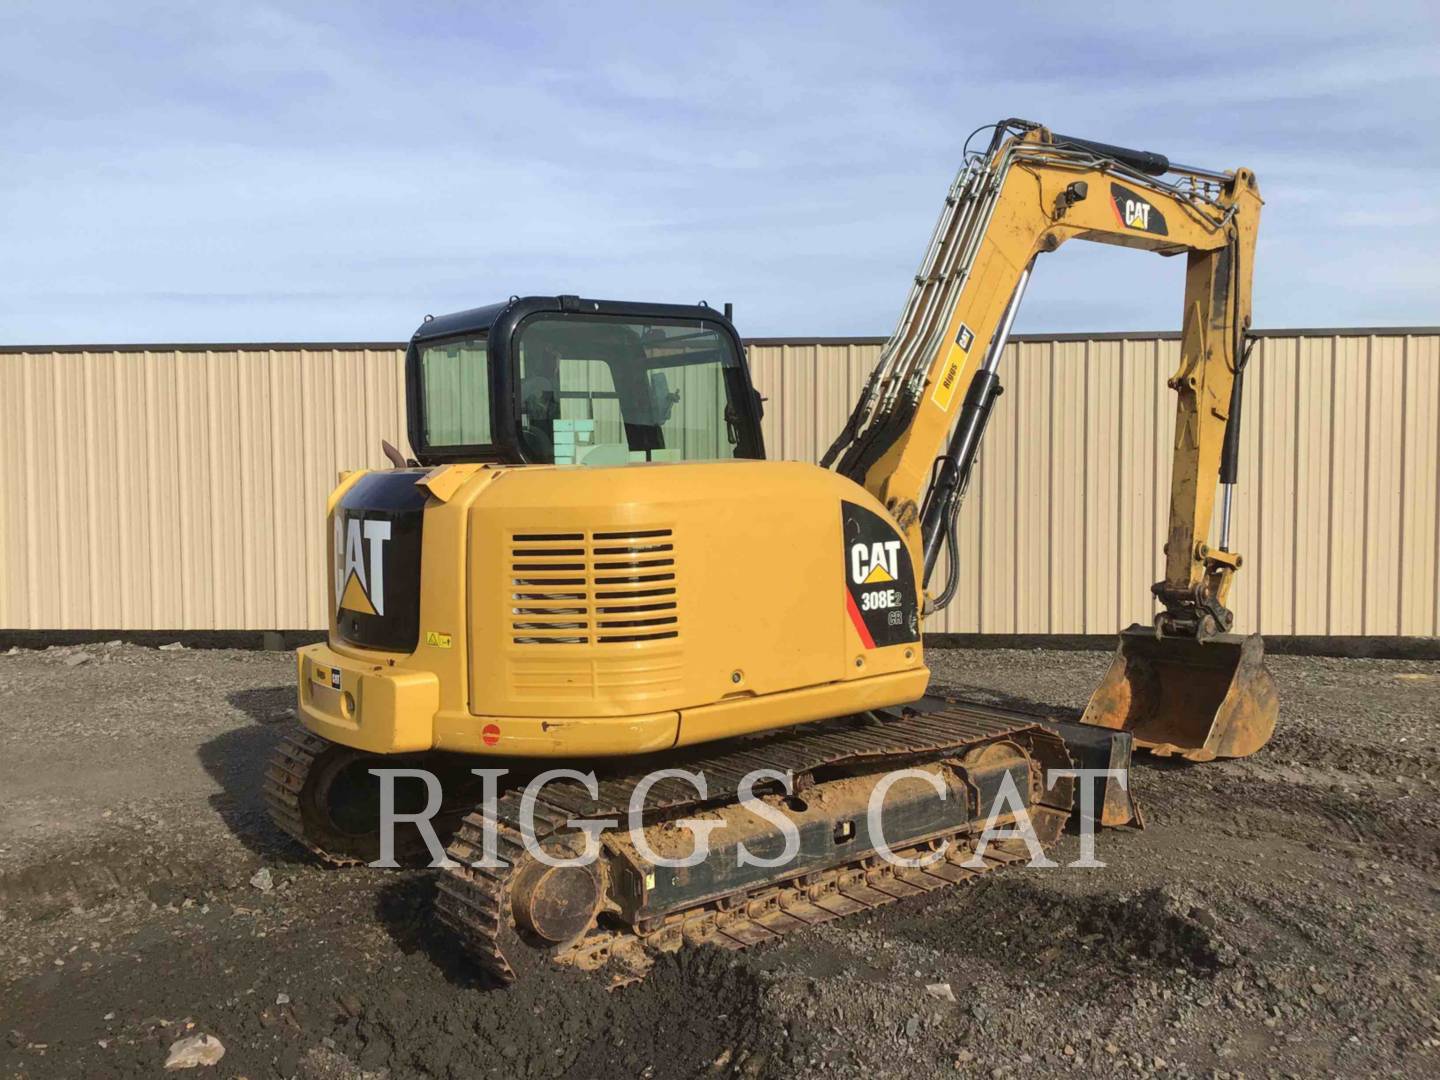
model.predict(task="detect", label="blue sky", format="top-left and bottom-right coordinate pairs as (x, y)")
top-left (3, 1), bottom-right (1437, 343)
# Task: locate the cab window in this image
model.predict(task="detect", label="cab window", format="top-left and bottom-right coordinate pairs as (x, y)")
top-left (418, 336), bottom-right (492, 447)
top-left (516, 315), bottom-right (754, 465)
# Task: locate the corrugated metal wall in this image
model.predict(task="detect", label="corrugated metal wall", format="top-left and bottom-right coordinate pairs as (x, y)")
top-left (2, 331), bottom-right (1436, 636)
top-left (0, 347), bottom-right (409, 633)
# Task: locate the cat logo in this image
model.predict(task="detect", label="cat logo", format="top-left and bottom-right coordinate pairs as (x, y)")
top-left (334, 514), bottom-right (391, 617)
top-left (1122, 198), bottom-right (1152, 229)
top-left (1109, 183), bottom-right (1169, 236)
top-left (851, 539), bottom-right (902, 585)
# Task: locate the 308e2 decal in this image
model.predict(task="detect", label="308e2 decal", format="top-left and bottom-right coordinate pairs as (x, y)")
top-left (841, 501), bottom-right (919, 648)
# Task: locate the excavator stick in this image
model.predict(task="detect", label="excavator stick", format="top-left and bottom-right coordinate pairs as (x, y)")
top-left (1080, 625), bottom-right (1278, 762)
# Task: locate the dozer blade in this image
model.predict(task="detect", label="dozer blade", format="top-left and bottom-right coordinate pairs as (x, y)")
top-left (1079, 624), bottom-right (1277, 762)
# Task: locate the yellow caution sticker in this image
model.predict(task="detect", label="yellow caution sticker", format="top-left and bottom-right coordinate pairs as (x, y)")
top-left (424, 630), bottom-right (453, 649)
top-left (930, 323), bottom-right (974, 411)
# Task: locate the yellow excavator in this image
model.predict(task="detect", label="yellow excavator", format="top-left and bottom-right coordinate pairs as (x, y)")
top-left (265, 120), bottom-right (1277, 983)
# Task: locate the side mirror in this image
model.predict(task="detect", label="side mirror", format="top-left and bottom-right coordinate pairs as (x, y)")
top-left (750, 386), bottom-right (766, 420)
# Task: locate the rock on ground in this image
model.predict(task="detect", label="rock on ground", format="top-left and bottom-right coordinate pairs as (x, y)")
top-left (163, 1033), bottom-right (224, 1069)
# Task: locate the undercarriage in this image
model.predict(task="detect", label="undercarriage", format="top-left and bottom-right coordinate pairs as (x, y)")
top-left (265, 697), bottom-right (1134, 985)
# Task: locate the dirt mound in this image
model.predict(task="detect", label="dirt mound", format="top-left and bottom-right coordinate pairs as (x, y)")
top-left (331, 945), bottom-right (773, 1078)
top-left (336, 877), bottom-right (779, 1078)
top-left (881, 877), bottom-right (1233, 985)
top-left (3, 870), bottom-right (778, 1080)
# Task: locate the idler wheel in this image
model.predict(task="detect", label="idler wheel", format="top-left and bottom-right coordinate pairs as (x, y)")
top-left (510, 858), bottom-right (604, 945)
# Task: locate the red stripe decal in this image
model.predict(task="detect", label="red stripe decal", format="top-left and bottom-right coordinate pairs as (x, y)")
top-left (845, 590), bottom-right (876, 649)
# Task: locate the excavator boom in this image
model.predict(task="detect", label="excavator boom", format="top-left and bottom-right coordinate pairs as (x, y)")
top-left (826, 120), bottom-right (1276, 761)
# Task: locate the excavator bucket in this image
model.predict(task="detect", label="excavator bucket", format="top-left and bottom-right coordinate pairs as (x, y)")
top-left (1079, 624), bottom-right (1277, 762)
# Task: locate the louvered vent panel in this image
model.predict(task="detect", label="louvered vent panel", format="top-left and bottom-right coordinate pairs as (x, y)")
top-left (591, 529), bottom-right (678, 643)
top-left (509, 529), bottom-right (678, 646)
top-left (509, 533), bottom-right (589, 645)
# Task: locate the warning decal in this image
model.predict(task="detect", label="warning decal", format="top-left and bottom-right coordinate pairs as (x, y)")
top-left (842, 501), bottom-right (920, 649)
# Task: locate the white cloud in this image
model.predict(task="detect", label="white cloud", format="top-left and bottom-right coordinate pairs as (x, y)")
top-left (0, 0), bottom-right (1436, 341)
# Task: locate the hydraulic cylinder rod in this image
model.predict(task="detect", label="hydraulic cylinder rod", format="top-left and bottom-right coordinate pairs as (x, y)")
top-left (920, 262), bottom-right (1033, 580)
top-left (1218, 355), bottom-right (1247, 551)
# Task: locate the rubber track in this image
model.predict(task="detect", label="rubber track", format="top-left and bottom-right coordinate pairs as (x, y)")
top-left (435, 704), bottom-right (1072, 985)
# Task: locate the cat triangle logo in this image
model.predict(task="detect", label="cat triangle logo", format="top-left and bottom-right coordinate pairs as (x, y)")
top-left (862, 563), bottom-right (895, 584)
top-left (339, 572), bottom-right (378, 616)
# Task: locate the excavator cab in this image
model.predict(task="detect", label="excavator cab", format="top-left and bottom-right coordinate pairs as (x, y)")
top-left (405, 295), bottom-right (765, 469)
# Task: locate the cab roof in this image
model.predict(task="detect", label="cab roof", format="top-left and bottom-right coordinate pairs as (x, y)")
top-left (409, 295), bottom-right (733, 344)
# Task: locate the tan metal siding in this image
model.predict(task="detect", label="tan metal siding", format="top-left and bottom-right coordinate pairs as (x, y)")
top-left (0, 348), bottom-right (410, 631)
top-left (2, 332), bottom-right (1437, 636)
top-left (1400, 335), bottom-right (1439, 635)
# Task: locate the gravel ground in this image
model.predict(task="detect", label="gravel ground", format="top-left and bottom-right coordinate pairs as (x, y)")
top-left (1, 642), bottom-right (1437, 1079)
